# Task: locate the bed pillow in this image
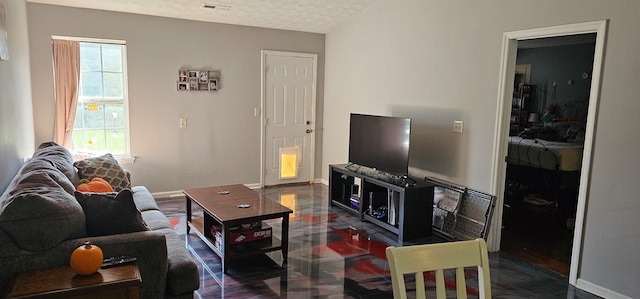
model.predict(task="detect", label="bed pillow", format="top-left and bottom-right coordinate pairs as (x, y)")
top-left (564, 123), bottom-right (585, 141)
top-left (519, 126), bottom-right (562, 141)
top-left (74, 190), bottom-right (149, 237)
top-left (74, 153), bottom-right (131, 191)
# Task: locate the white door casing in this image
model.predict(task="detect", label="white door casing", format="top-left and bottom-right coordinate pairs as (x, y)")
top-left (489, 20), bottom-right (607, 287)
top-left (261, 51), bottom-right (317, 186)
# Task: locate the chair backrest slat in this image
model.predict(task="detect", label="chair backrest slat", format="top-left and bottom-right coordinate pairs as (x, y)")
top-left (386, 238), bottom-right (492, 299)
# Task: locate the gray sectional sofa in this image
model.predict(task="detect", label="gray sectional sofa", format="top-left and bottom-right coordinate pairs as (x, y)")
top-left (0, 142), bottom-right (199, 298)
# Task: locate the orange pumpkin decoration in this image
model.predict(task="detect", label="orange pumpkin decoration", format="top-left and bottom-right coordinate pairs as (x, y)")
top-left (77, 178), bottom-right (114, 193)
top-left (70, 241), bottom-right (104, 275)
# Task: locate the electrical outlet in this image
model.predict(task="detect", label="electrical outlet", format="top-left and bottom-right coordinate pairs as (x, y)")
top-left (180, 117), bottom-right (187, 128)
top-left (453, 120), bottom-right (463, 133)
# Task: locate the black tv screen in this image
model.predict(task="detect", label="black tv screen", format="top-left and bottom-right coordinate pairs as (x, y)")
top-left (348, 113), bottom-right (411, 175)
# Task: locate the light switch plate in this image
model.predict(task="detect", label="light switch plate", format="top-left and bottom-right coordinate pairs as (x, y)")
top-left (453, 120), bottom-right (463, 133)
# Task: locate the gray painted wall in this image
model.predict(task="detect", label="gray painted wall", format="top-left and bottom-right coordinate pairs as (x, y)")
top-left (26, 3), bottom-right (325, 193)
top-left (323, 1), bottom-right (639, 298)
top-left (0, 0), bottom-right (34, 193)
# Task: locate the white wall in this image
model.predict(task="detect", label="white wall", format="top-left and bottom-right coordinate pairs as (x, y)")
top-left (26, 3), bottom-right (325, 193)
top-left (0, 0), bottom-right (34, 193)
top-left (323, 0), bottom-right (639, 297)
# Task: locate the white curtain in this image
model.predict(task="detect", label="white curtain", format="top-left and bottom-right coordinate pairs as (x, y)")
top-left (52, 39), bottom-right (80, 148)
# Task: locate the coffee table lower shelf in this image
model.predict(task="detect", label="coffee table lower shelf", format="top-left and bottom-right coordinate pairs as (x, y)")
top-left (189, 218), bottom-right (283, 264)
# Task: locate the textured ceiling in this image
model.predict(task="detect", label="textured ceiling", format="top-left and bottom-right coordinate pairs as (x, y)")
top-left (27, 0), bottom-right (378, 34)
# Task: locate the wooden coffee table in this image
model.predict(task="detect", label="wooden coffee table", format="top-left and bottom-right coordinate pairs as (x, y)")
top-left (183, 184), bottom-right (293, 273)
top-left (6, 264), bottom-right (140, 299)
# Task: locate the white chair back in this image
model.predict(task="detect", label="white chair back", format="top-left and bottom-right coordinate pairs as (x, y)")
top-left (385, 238), bottom-right (491, 299)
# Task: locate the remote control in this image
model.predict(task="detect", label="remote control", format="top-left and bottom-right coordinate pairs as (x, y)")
top-left (101, 256), bottom-right (137, 268)
top-left (103, 255), bottom-right (128, 262)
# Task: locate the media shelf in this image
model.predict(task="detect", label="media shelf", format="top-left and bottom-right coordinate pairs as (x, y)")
top-left (329, 164), bottom-right (434, 243)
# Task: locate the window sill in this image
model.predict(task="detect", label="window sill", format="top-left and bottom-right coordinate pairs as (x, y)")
top-left (72, 152), bottom-right (136, 164)
top-left (116, 156), bottom-right (136, 164)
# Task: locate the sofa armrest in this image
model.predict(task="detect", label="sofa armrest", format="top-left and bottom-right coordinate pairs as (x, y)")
top-left (0, 231), bottom-right (168, 299)
top-left (81, 231), bottom-right (168, 299)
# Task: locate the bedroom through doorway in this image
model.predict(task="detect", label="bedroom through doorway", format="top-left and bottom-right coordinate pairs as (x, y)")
top-left (500, 34), bottom-right (597, 277)
top-left (489, 20), bottom-right (607, 287)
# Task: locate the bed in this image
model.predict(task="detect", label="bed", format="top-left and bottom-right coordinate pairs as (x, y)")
top-left (507, 101), bottom-right (587, 172)
top-left (505, 98), bottom-right (588, 222)
top-left (506, 121), bottom-right (585, 211)
top-left (506, 136), bottom-right (584, 171)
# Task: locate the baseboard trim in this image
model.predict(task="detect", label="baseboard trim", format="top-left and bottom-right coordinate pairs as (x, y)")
top-left (153, 190), bottom-right (184, 200)
top-left (151, 183), bottom-right (263, 200)
top-left (151, 179), bottom-right (325, 200)
top-left (244, 183), bottom-right (262, 189)
top-left (576, 278), bottom-right (632, 299)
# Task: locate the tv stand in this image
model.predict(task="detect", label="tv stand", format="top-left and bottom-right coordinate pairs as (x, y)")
top-left (344, 163), bottom-right (417, 188)
top-left (329, 164), bottom-right (434, 243)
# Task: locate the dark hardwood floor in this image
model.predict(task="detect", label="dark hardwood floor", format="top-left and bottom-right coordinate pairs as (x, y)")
top-left (501, 177), bottom-right (577, 277)
top-left (500, 215), bottom-right (574, 277)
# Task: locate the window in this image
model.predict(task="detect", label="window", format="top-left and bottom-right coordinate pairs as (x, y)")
top-left (72, 41), bottom-right (130, 158)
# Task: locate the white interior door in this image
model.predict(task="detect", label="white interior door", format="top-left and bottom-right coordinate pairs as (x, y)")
top-left (261, 51), bottom-right (317, 186)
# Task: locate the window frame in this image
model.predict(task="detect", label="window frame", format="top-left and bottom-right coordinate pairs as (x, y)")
top-left (52, 36), bottom-right (134, 163)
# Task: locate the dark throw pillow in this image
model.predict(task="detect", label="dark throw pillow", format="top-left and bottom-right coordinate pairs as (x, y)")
top-left (74, 153), bottom-right (132, 192)
top-left (74, 190), bottom-right (149, 237)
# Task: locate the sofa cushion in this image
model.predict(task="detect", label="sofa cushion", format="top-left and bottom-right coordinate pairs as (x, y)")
top-left (15, 161), bottom-right (75, 195)
top-left (132, 186), bottom-right (160, 212)
top-left (74, 154), bottom-right (132, 192)
top-left (75, 190), bottom-right (149, 237)
top-left (0, 169), bottom-right (86, 251)
top-left (31, 142), bottom-right (76, 181)
top-left (141, 210), bottom-right (173, 231)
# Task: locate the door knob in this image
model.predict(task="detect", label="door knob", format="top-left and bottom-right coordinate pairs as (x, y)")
top-left (306, 129), bottom-right (313, 133)
top-left (306, 121), bottom-right (311, 125)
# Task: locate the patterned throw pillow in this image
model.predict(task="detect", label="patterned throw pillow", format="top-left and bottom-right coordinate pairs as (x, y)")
top-left (74, 153), bottom-right (132, 191)
top-left (74, 190), bottom-right (149, 237)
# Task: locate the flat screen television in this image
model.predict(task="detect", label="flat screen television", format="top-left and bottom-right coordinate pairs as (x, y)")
top-left (348, 113), bottom-right (411, 176)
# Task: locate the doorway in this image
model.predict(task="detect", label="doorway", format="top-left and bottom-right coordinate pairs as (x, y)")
top-left (260, 51), bottom-right (318, 187)
top-left (488, 20), bottom-right (607, 285)
top-left (501, 36), bottom-right (596, 276)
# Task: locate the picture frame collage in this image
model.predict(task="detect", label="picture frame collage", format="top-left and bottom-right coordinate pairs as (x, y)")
top-left (178, 70), bottom-right (219, 91)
